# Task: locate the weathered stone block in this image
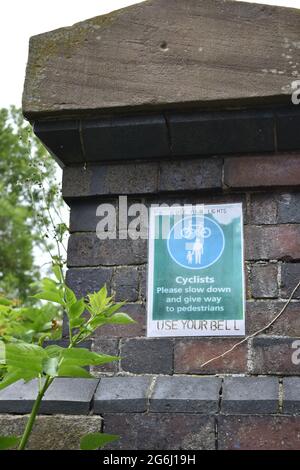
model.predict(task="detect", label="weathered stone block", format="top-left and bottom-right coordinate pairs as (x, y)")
top-left (222, 377), bottom-right (279, 414)
top-left (218, 415), bottom-right (300, 450)
top-left (249, 263), bottom-right (278, 298)
top-left (150, 376), bottom-right (221, 413)
top-left (0, 415), bottom-right (102, 450)
top-left (103, 413), bottom-right (215, 450)
top-left (94, 376), bottom-right (152, 413)
top-left (174, 338), bottom-right (247, 374)
top-left (0, 379), bottom-right (99, 414)
top-left (67, 234), bottom-right (147, 267)
top-left (120, 338), bottom-right (173, 374)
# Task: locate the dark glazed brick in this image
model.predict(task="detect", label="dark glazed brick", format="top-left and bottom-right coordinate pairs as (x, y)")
top-left (66, 267), bottom-right (113, 298)
top-left (249, 263), bottom-right (278, 298)
top-left (67, 234), bottom-right (147, 267)
top-left (94, 376), bottom-right (152, 413)
top-left (218, 415), bottom-right (300, 450)
top-left (82, 115), bottom-right (170, 161)
top-left (113, 267), bottom-right (139, 302)
top-left (63, 162), bottom-right (159, 198)
top-left (277, 110), bottom-right (300, 151)
top-left (34, 120), bottom-right (84, 165)
top-left (277, 193), bottom-right (300, 223)
top-left (249, 193), bottom-right (278, 225)
top-left (96, 303), bottom-right (146, 337)
top-left (91, 337), bottom-right (120, 374)
top-left (168, 111), bottom-right (274, 156)
top-left (246, 300), bottom-right (300, 336)
top-left (281, 263), bottom-right (300, 299)
top-left (222, 377), bottom-right (279, 414)
top-left (282, 377), bottom-right (300, 414)
top-left (174, 338), bottom-right (247, 374)
top-left (150, 376), bottom-right (221, 413)
top-left (160, 158), bottom-right (222, 191)
top-left (225, 155), bottom-right (300, 188)
top-left (120, 338), bottom-right (173, 374)
top-left (245, 225), bottom-right (300, 260)
top-left (0, 379), bottom-right (99, 414)
top-left (251, 336), bottom-right (300, 375)
top-left (103, 413), bottom-right (215, 450)
top-left (69, 199), bottom-right (117, 233)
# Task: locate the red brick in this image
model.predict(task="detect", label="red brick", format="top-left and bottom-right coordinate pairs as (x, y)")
top-left (224, 154), bottom-right (300, 188)
top-left (174, 338), bottom-right (247, 374)
top-left (245, 225), bottom-right (300, 260)
top-left (250, 336), bottom-right (300, 375)
top-left (218, 415), bottom-right (300, 450)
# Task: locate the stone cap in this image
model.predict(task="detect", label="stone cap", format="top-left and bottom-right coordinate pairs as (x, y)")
top-left (0, 375), bottom-right (296, 415)
top-left (22, 0), bottom-right (300, 119)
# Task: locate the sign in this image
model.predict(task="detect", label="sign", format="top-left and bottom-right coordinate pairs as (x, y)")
top-left (147, 203), bottom-right (245, 337)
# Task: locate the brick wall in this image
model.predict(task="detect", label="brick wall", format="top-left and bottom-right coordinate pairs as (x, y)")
top-left (64, 152), bottom-right (300, 377)
top-left (2, 106), bottom-right (300, 450)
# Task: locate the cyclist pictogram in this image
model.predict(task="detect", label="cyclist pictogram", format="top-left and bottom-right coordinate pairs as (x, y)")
top-left (167, 216), bottom-right (225, 270)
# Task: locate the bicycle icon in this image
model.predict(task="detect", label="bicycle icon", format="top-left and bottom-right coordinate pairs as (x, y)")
top-left (180, 222), bottom-right (211, 240)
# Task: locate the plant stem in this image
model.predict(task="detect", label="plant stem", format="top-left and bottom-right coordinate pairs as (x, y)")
top-left (18, 376), bottom-right (53, 450)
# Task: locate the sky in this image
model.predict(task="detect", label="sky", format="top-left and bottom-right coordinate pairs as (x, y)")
top-left (1, 0), bottom-right (300, 109)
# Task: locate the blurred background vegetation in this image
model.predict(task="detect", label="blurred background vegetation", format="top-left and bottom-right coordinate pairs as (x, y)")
top-left (0, 107), bottom-right (67, 303)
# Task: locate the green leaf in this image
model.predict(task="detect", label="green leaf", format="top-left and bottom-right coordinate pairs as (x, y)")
top-left (60, 348), bottom-right (118, 366)
top-left (41, 278), bottom-right (59, 292)
top-left (0, 435), bottom-right (20, 450)
top-left (0, 369), bottom-right (38, 391)
top-left (65, 286), bottom-right (77, 306)
top-left (69, 298), bottom-right (85, 319)
top-left (80, 432), bottom-right (118, 450)
top-left (52, 264), bottom-right (64, 283)
top-left (57, 364), bottom-right (93, 378)
top-left (5, 342), bottom-right (46, 373)
top-left (69, 317), bottom-right (85, 329)
top-left (32, 290), bottom-right (64, 305)
top-left (43, 357), bottom-right (59, 377)
top-left (87, 286), bottom-right (108, 315)
top-left (108, 313), bottom-right (136, 325)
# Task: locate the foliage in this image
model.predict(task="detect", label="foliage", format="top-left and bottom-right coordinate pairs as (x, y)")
top-left (0, 106), bottom-right (63, 301)
top-left (0, 265), bottom-right (135, 450)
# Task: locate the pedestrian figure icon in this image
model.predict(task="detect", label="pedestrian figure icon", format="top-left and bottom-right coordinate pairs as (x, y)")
top-left (168, 215), bottom-right (225, 270)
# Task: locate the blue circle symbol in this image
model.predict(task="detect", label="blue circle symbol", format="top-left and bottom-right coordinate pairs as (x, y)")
top-left (167, 216), bottom-right (225, 270)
